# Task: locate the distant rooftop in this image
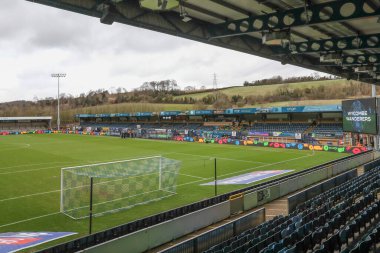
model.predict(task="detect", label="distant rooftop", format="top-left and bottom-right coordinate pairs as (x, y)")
top-left (0, 116), bottom-right (52, 121)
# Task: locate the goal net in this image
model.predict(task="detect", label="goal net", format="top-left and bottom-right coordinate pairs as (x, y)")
top-left (60, 156), bottom-right (181, 219)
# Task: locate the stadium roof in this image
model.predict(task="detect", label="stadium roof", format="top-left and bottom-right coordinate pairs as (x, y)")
top-left (0, 116), bottom-right (52, 121)
top-left (76, 104), bottom-right (342, 118)
top-left (27, 0), bottom-right (380, 84)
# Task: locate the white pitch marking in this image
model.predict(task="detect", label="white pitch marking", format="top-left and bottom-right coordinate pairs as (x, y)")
top-left (219, 153), bottom-right (312, 178)
top-left (172, 152), bottom-right (268, 164)
top-left (0, 153), bottom-right (173, 175)
top-left (0, 161), bottom-right (78, 171)
top-left (0, 143), bottom-right (31, 151)
top-left (0, 212), bottom-right (61, 228)
top-left (0, 190), bottom-right (61, 202)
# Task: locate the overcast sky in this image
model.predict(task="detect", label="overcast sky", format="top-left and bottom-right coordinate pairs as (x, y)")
top-left (0, 0), bottom-right (327, 102)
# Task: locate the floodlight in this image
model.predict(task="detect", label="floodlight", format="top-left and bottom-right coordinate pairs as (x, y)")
top-left (51, 73), bottom-right (66, 131)
top-left (262, 31), bottom-right (290, 46)
top-left (139, 0), bottom-right (179, 11)
top-left (51, 73), bottom-right (66, 78)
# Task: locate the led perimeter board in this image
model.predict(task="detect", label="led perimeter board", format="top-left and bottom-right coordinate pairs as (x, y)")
top-left (342, 98), bottom-right (378, 135)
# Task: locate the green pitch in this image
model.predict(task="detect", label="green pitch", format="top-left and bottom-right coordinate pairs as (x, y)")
top-left (0, 134), bottom-right (347, 250)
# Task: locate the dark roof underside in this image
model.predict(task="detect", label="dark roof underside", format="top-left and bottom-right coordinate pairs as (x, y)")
top-left (27, 0), bottom-right (380, 84)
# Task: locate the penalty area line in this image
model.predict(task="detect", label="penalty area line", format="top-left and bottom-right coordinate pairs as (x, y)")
top-left (0, 212), bottom-right (61, 228)
top-left (0, 190), bottom-right (61, 202)
top-left (171, 152), bottom-right (268, 165)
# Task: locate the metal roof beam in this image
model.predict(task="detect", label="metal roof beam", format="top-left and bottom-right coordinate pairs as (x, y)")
top-left (342, 53), bottom-right (380, 65)
top-left (209, 0), bottom-right (251, 16)
top-left (317, 54), bottom-right (380, 66)
top-left (283, 33), bottom-right (380, 54)
top-left (254, 1), bottom-right (319, 44)
top-left (211, 0), bottom-right (380, 39)
top-left (181, 1), bottom-right (226, 21)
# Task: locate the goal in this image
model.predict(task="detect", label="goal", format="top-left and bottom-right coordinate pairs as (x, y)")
top-left (60, 156), bottom-right (181, 219)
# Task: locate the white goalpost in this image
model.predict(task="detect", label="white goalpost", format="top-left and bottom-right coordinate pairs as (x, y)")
top-left (60, 156), bottom-right (181, 219)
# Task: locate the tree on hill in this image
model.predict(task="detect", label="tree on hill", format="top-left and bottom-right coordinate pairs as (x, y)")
top-left (212, 92), bottom-right (231, 109)
top-left (243, 73), bottom-right (338, 86)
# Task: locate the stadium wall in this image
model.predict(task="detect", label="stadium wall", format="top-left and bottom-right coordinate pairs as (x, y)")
top-left (85, 201), bottom-right (231, 253)
top-left (162, 208), bottom-right (265, 253)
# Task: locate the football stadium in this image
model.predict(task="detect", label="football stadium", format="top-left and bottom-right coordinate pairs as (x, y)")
top-left (1, 0), bottom-right (380, 253)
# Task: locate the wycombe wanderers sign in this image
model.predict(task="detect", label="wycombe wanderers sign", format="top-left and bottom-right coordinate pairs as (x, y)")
top-left (342, 98), bottom-right (377, 135)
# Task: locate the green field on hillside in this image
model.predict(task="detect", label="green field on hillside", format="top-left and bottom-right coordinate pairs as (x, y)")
top-left (0, 134), bottom-right (347, 251)
top-left (176, 79), bottom-right (349, 100)
top-left (60, 103), bottom-right (196, 123)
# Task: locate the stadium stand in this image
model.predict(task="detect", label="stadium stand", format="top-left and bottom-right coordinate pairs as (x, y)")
top-left (81, 122), bottom-right (343, 138)
top-left (76, 104), bottom-right (346, 145)
top-left (166, 165), bottom-right (380, 253)
top-left (311, 123), bottom-right (344, 138)
top-left (0, 116), bottom-right (52, 132)
top-left (78, 110), bottom-right (346, 145)
top-left (248, 123), bottom-right (310, 134)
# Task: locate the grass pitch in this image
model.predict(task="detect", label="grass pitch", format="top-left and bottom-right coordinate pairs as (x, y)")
top-left (0, 134), bottom-right (347, 251)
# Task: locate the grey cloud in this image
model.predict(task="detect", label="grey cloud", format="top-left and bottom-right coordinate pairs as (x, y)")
top-left (1, 1), bottom-right (189, 55)
top-left (0, 0), bottom-right (327, 103)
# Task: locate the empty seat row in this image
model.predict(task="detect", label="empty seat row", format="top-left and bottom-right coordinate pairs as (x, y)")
top-left (203, 167), bottom-right (380, 253)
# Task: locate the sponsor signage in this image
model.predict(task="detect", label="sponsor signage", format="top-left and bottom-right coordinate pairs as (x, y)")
top-left (112, 113), bottom-right (130, 117)
top-left (0, 232), bottom-right (76, 253)
top-left (160, 111), bottom-right (181, 116)
top-left (213, 110), bottom-right (226, 114)
top-left (232, 108), bottom-right (257, 114)
top-left (302, 105), bottom-right (341, 112)
top-left (248, 131), bottom-right (269, 136)
top-left (256, 108), bottom-right (273, 113)
top-left (201, 170), bottom-right (293, 185)
top-left (190, 110), bottom-right (214, 115)
top-left (134, 112), bottom-right (153, 117)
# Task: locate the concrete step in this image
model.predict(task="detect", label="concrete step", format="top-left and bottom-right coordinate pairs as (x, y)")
top-left (357, 166), bottom-right (364, 176)
top-left (263, 199), bottom-right (288, 220)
